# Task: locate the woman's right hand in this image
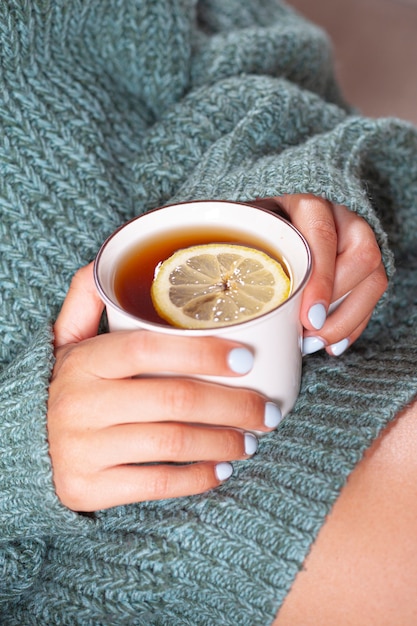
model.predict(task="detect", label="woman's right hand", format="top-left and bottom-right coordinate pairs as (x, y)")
top-left (48, 264), bottom-right (281, 512)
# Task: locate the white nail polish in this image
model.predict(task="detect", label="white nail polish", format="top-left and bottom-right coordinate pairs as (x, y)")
top-left (215, 462), bottom-right (234, 482)
top-left (244, 433), bottom-right (258, 456)
top-left (227, 347), bottom-right (254, 374)
top-left (329, 338), bottom-right (349, 356)
top-left (308, 303), bottom-right (327, 330)
top-left (302, 336), bottom-right (325, 356)
top-left (264, 402), bottom-right (283, 429)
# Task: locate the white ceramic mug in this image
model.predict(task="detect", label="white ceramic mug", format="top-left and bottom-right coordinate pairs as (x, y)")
top-left (94, 200), bottom-right (312, 417)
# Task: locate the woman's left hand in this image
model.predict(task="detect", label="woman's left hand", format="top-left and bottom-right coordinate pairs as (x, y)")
top-left (255, 194), bottom-right (388, 356)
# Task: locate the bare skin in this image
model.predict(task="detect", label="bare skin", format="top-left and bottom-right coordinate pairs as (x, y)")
top-left (47, 194), bottom-right (412, 621)
top-left (273, 398), bottom-right (417, 626)
top-left (263, 195), bottom-right (387, 354)
top-left (48, 195), bottom-right (388, 510)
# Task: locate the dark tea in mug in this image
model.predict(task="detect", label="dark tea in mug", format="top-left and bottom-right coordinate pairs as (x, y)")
top-left (94, 201), bottom-right (312, 414)
top-left (113, 225), bottom-right (291, 325)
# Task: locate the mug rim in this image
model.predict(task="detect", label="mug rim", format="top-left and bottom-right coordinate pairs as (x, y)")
top-left (94, 199), bottom-right (312, 333)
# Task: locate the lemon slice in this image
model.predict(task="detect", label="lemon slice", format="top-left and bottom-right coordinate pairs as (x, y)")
top-left (151, 243), bottom-right (291, 328)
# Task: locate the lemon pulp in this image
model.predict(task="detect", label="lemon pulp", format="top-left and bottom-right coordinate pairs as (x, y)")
top-left (151, 243), bottom-right (291, 329)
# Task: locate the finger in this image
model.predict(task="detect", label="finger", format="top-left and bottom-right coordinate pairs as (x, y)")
top-left (325, 312), bottom-right (373, 357)
top-left (330, 204), bottom-right (385, 302)
top-left (61, 329), bottom-right (254, 380)
top-left (54, 263), bottom-right (105, 347)
top-left (88, 423), bottom-right (258, 467)
top-left (62, 462), bottom-right (234, 511)
top-left (72, 377), bottom-right (273, 432)
top-left (318, 262), bottom-right (387, 345)
top-left (303, 262), bottom-right (387, 356)
top-left (277, 194), bottom-right (337, 331)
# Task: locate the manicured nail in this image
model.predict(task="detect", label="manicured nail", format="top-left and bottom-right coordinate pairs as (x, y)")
top-left (244, 432), bottom-right (258, 456)
top-left (264, 402), bottom-right (283, 429)
top-left (215, 462), bottom-right (234, 482)
top-left (302, 336), bottom-right (326, 356)
top-left (329, 338), bottom-right (349, 356)
top-left (227, 347), bottom-right (254, 374)
top-left (308, 303), bottom-right (327, 330)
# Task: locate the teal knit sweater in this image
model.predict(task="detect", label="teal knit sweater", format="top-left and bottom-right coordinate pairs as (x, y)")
top-left (1, 1), bottom-right (417, 624)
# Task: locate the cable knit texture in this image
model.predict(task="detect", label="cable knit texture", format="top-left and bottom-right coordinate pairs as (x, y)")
top-left (1, 1), bottom-right (417, 624)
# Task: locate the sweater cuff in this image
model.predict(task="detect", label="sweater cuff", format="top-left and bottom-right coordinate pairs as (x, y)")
top-left (0, 324), bottom-right (92, 540)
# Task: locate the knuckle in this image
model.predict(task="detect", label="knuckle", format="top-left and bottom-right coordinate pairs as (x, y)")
top-left (236, 390), bottom-right (265, 429)
top-left (54, 471), bottom-right (89, 511)
top-left (125, 329), bottom-right (152, 355)
top-left (311, 216), bottom-right (338, 246)
top-left (150, 467), bottom-right (172, 498)
top-left (371, 265), bottom-right (388, 297)
top-left (330, 319), bottom-right (351, 340)
top-left (222, 430), bottom-right (244, 458)
top-left (189, 463), bottom-right (212, 493)
top-left (161, 379), bottom-right (199, 420)
top-left (48, 388), bottom-right (78, 423)
top-left (160, 424), bottom-right (187, 459)
top-left (48, 380), bottom-right (84, 428)
top-left (243, 390), bottom-right (265, 417)
top-left (53, 344), bottom-right (83, 380)
top-left (149, 464), bottom-right (212, 499)
top-left (121, 330), bottom-right (160, 371)
top-left (186, 337), bottom-right (220, 370)
top-left (355, 240), bottom-right (382, 274)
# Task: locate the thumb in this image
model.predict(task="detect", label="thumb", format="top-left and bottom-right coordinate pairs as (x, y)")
top-left (54, 263), bottom-right (105, 348)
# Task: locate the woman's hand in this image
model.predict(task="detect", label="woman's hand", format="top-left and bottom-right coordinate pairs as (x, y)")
top-left (256, 195), bottom-right (388, 356)
top-left (48, 264), bottom-right (280, 512)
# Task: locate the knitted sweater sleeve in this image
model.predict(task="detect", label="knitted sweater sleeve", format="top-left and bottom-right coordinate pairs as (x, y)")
top-left (1, 0), bottom-right (417, 616)
top-left (0, 325), bottom-right (93, 601)
top-left (131, 0), bottom-right (417, 277)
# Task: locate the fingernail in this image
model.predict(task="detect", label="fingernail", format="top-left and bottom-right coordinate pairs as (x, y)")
top-left (302, 336), bottom-right (326, 356)
top-left (329, 338), bottom-right (349, 356)
top-left (244, 432), bottom-right (258, 456)
top-left (227, 347), bottom-right (254, 374)
top-left (215, 462), bottom-right (234, 482)
top-left (264, 402), bottom-right (283, 429)
top-left (308, 303), bottom-right (327, 330)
